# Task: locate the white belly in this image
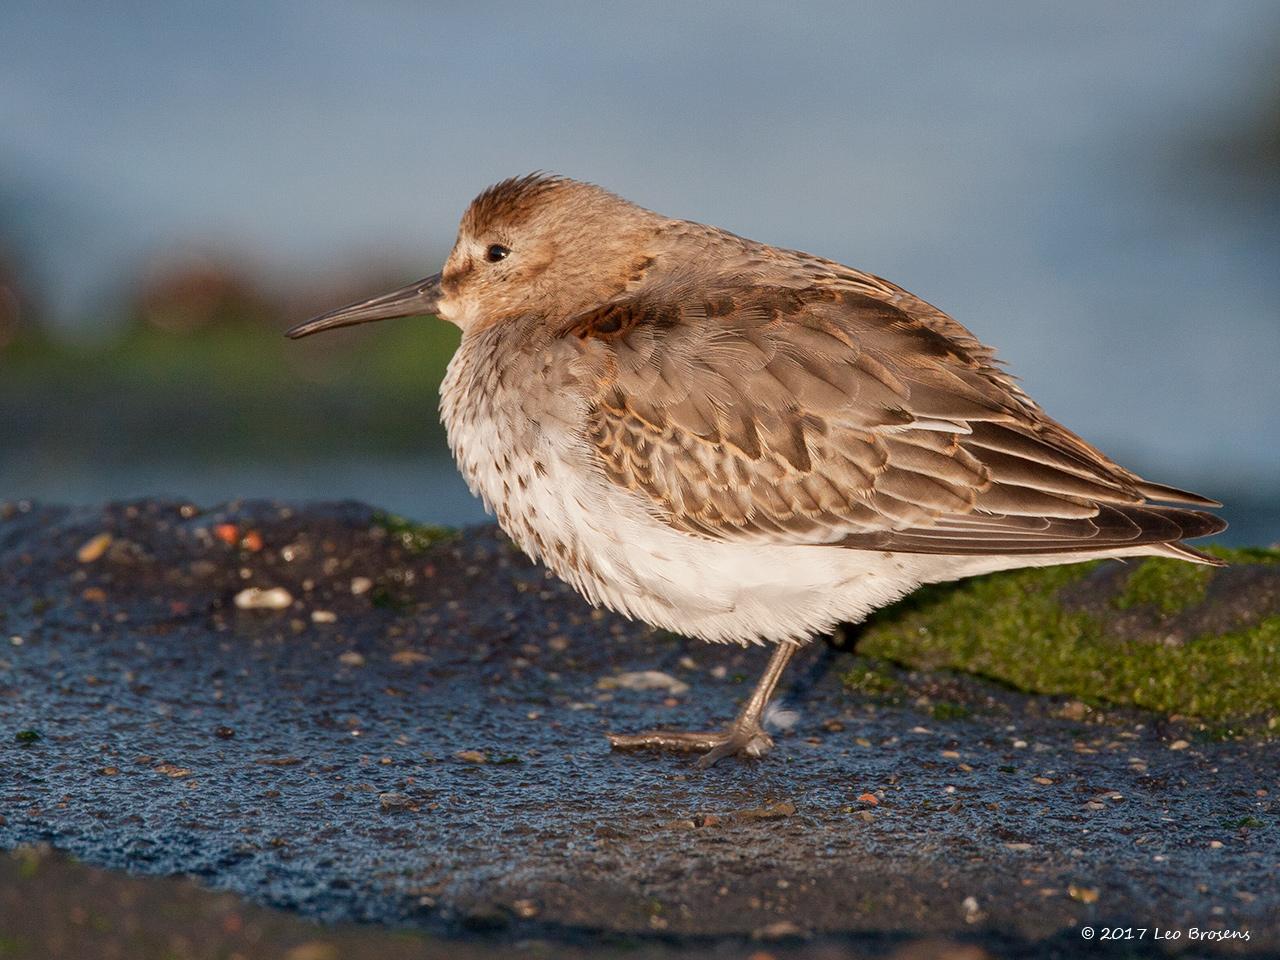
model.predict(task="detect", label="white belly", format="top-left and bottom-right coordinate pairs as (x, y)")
top-left (441, 368), bottom-right (931, 642)
top-left (439, 340), bottom-right (1134, 645)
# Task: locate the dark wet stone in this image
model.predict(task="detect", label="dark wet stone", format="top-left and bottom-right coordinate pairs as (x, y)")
top-left (0, 498), bottom-right (1277, 957)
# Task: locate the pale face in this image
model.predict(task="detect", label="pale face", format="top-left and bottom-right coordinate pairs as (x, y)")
top-left (435, 220), bottom-right (557, 331)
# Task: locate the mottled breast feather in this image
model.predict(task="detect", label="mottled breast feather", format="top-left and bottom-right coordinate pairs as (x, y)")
top-left (559, 266), bottom-right (1224, 559)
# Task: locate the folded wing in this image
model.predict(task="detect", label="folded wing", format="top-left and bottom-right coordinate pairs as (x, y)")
top-left (560, 271), bottom-right (1225, 561)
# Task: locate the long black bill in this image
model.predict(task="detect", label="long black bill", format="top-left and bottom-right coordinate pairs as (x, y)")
top-left (285, 273), bottom-right (443, 339)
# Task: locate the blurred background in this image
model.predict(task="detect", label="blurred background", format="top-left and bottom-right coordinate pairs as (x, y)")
top-left (1, 2), bottom-right (1276, 541)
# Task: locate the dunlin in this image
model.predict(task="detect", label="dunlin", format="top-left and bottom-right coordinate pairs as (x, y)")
top-left (288, 174), bottom-right (1225, 766)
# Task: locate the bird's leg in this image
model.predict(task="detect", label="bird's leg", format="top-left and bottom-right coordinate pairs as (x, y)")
top-left (606, 642), bottom-right (798, 768)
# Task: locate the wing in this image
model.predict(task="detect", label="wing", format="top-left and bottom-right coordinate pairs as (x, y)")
top-left (559, 270), bottom-right (1225, 560)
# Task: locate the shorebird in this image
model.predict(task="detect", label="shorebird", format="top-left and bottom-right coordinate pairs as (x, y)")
top-left (288, 174), bottom-right (1225, 766)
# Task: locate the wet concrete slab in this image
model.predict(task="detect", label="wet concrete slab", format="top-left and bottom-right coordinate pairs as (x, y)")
top-left (0, 499), bottom-right (1276, 957)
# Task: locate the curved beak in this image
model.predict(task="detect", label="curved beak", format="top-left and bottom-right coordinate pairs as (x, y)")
top-left (285, 273), bottom-right (442, 339)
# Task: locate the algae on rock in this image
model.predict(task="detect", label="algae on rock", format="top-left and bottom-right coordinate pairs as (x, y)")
top-left (853, 547), bottom-right (1280, 729)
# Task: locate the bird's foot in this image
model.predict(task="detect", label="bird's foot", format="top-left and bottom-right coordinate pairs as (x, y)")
top-left (606, 721), bottom-right (774, 768)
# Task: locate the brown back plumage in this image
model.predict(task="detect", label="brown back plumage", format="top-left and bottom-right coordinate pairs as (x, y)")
top-left (557, 255), bottom-right (1224, 562)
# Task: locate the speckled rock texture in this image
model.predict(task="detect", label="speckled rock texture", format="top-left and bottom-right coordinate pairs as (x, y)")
top-left (0, 499), bottom-right (1276, 958)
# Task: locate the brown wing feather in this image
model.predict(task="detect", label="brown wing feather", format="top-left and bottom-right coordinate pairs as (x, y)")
top-left (564, 272), bottom-right (1225, 558)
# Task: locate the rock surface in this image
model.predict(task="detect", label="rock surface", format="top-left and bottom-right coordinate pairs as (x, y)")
top-left (0, 499), bottom-right (1276, 958)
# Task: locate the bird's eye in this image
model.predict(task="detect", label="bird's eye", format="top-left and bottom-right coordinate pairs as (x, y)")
top-left (485, 244), bottom-right (510, 263)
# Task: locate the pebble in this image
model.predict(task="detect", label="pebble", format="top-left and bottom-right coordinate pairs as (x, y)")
top-left (734, 800), bottom-right (796, 821)
top-left (378, 792), bottom-right (416, 813)
top-left (597, 670), bottom-right (690, 694)
top-left (311, 610), bottom-right (337, 624)
top-left (76, 533), bottom-right (113, 563)
top-left (338, 651), bottom-right (365, 667)
top-left (752, 920), bottom-right (805, 941)
top-left (1068, 884), bottom-right (1100, 904)
top-left (455, 750), bottom-right (488, 764)
top-left (1168, 739), bottom-right (1190, 750)
top-left (234, 587), bottom-right (293, 610)
top-left (390, 649), bottom-right (429, 665)
top-left (510, 898), bottom-right (539, 919)
top-left (350, 576), bottom-right (373, 595)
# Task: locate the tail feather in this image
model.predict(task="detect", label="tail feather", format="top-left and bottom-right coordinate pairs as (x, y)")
top-left (840, 502), bottom-right (1227, 560)
top-left (1134, 479), bottom-right (1222, 508)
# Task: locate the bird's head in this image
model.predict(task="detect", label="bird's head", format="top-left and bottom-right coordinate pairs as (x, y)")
top-left (286, 174), bottom-right (663, 340)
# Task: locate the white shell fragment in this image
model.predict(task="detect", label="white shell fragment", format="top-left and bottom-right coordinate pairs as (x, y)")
top-left (234, 587), bottom-right (293, 610)
top-left (596, 670), bottom-right (690, 695)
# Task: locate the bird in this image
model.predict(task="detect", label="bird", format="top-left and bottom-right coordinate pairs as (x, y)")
top-left (287, 173), bottom-right (1225, 767)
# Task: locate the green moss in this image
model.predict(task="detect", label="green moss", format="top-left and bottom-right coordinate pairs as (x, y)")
top-left (1114, 558), bottom-right (1212, 615)
top-left (931, 701), bottom-right (971, 722)
top-left (371, 511), bottom-right (456, 553)
top-left (839, 657), bottom-right (901, 695)
top-left (1221, 815), bottom-right (1266, 830)
top-left (856, 549), bottom-right (1280, 729)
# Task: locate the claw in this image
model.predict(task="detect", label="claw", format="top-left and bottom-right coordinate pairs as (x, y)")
top-left (606, 723), bottom-right (774, 767)
top-left (604, 643), bottom-right (798, 767)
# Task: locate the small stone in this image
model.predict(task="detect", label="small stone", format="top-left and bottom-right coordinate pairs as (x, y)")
top-left (857, 792), bottom-right (879, 805)
top-left (510, 898), bottom-right (539, 919)
top-left (379, 792), bottom-right (416, 812)
top-left (350, 576), bottom-right (373, 595)
top-left (1033, 776), bottom-right (1054, 785)
top-left (735, 800), bottom-right (796, 821)
top-left (1059, 700), bottom-right (1089, 721)
top-left (76, 533), bottom-right (113, 563)
top-left (752, 920), bottom-right (806, 941)
top-left (213, 523), bottom-right (240, 546)
top-left (284, 942), bottom-right (340, 960)
top-left (1168, 739), bottom-right (1190, 751)
top-left (310, 609), bottom-right (337, 624)
top-left (455, 750), bottom-right (488, 764)
top-left (234, 587), bottom-right (293, 610)
top-left (338, 651), bottom-right (365, 667)
top-left (1068, 884), bottom-right (1100, 904)
top-left (597, 670), bottom-right (690, 694)
top-left (391, 649), bottom-right (429, 665)
top-left (215, 726), bottom-right (236, 739)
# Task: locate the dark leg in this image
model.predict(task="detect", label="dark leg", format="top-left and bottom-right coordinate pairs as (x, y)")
top-left (606, 642), bottom-right (798, 768)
